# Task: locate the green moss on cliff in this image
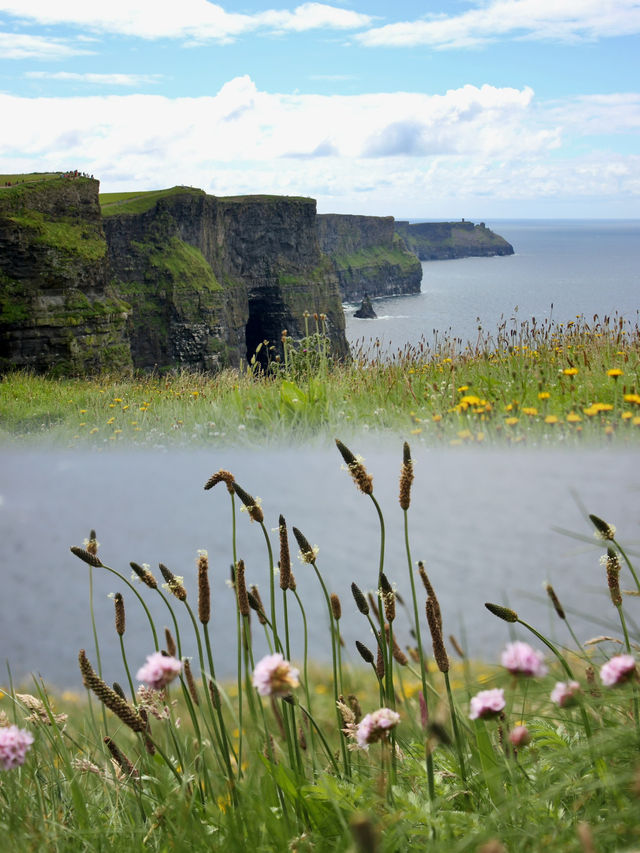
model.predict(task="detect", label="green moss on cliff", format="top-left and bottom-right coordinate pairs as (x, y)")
top-left (143, 238), bottom-right (222, 293)
top-left (0, 273), bottom-right (31, 324)
top-left (7, 210), bottom-right (106, 261)
top-left (332, 242), bottom-right (419, 273)
top-left (100, 186), bottom-right (205, 217)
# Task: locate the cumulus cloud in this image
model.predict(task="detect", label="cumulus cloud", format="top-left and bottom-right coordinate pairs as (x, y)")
top-left (0, 30), bottom-right (91, 59)
top-left (24, 71), bottom-right (162, 86)
top-left (357, 0), bottom-right (640, 49)
top-left (0, 77), bottom-right (637, 214)
top-left (0, 1), bottom-right (371, 42)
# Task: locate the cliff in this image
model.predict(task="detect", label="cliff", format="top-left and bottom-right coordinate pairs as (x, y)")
top-left (0, 175), bottom-right (131, 375)
top-left (317, 214), bottom-right (422, 302)
top-left (0, 178), bottom-right (348, 375)
top-left (394, 220), bottom-right (514, 260)
top-left (103, 189), bottom-right (348, 371)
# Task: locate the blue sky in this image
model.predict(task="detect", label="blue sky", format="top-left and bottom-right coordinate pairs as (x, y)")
top-left (1, 1), bottom-right (639, 217)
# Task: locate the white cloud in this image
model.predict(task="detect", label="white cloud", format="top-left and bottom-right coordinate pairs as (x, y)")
top-left (0, 1), bottom-right (371, 42)
top-left (0, 30), bottom-right (90, 59)
top-left (0, 77), bottom-right (637, 215)
top-left (357, 0), bottom-right (640, 49)
top-left (24, 71), bottom-right (163, 86)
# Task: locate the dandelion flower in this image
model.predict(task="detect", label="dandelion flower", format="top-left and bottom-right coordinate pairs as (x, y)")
top-left (136, 652), bottom-right (182, 690)
top-left (252, 653), bottom-right (299, 697)
top-left (355, 708), bottom-right (400, 750)
top-left (501, 642), bottom-right (548, 677)
top-left (600, 654), bottom-right (636, 687)
top-left (607, 368), bottom-right (623, 378)
top-left (469, 688), bottom-right (505, 720)
top-left (0, 725), bottom-right (34, 770)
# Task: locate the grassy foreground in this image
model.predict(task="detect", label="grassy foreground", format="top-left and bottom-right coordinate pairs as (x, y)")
top-left (1, 313), bottom-right (639, 447)
top-left (1, 440), bottom-right (639, 852)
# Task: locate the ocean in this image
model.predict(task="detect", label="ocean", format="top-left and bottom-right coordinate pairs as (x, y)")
top-left (345, 219), bottom-right (640, 352)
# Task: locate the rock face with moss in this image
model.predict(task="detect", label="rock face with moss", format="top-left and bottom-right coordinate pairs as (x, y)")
top-left (103, 190), bottom-right (348, 370)
top-left (0, 176), bottom-right (131, 374)
top-left (317, 214), bottom-right (422, 302)
top-left (395, 220), bottom-right (514, 260)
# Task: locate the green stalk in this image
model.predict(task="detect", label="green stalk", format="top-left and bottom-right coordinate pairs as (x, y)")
top-left (444, 670), bottom-right (468, 785)
top-left (614, 539), bottom-right (640, 593)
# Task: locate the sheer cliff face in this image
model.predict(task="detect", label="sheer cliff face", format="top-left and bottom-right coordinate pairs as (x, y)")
top-left (105, 191), bottom-right (348, 371)
top-left (317, 214), bottom-right (422, 302)
top-left (395, 220), bottom-right (514, 260)
top-left (0, 177), bottom-right (131, 374)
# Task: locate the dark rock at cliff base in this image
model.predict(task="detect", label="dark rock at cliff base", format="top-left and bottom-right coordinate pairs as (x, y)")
top-left (317, 213), bottom-right (422, 302)
top-left (394, 220), bottom-right (514, 260)
top-left (353, 295), bottom-right (377, 319)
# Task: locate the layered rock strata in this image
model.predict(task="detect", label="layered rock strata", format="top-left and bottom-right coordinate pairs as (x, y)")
top-left (395, 220), bottom-right (514, 260)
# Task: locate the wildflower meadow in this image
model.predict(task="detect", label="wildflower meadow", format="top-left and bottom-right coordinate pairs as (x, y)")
top-left (1, 440), bottom-right (639, 852)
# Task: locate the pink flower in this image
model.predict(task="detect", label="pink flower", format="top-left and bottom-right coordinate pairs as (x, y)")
top-left (136, 652), bottom-right (182, 690)
top-left (252, 653), bottom-right (299, 697)
top-left (550, 680), bottom-right (581, 708)
top-left (0, 725), bottom-right (34, 770)
top-left (600, 654), bottom-right (636, 687)
top-left (469, 688), bottom-right (505, 720)
top-left (509, 725), bottom-right (531, 748)
top-left (501, 642), bottom-right (548, 677)
top-left (356, 708), bottom-right (400, 750)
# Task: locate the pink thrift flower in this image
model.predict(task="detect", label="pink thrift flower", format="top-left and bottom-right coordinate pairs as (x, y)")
top-left (0, 725), bottom-right (34, 770)
top-left (252, 653), bottom-right (300, 697)
top-left (501, 641), bottom-right (548, 677)
top-left (356, 708), bottom-right (400, 750)
top-left (136, 652), bottom-right (182, 690)
top-left (550, 680), bottom-right (581, 708)
top-left (469, 688), bottom-right (506, 720)
top-left (600, 654), bottom-right (636, 687)
top-left (509, 725), bottom-right (531, 748)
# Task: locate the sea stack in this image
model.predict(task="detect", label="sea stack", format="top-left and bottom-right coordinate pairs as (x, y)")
top-left (353, 294), bottom-right (377, 319)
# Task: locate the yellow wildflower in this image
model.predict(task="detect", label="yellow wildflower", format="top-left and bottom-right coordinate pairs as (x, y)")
top-left (607, 369), bottom-right (623, 378)
top-left (563, 368), bottom-right (578, 376)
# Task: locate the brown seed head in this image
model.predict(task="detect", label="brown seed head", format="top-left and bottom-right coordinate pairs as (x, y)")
top-left (589, 513), bottom-right (616, 541)
top-left (288, 572), bottom-right (297, 592)
top-left (183, 658), bottom-right (199, 706)
top-left (485, 602), bottom-right (518, 623)
top-left (130, 561), bottom-right (158, 589)
top-left (233, 483), bottom-right (264, 523)
top-left (376, 644), bottom-right (385, 680)
top-left (298, 726), bottom-right (307, 751)
top-left (197, 552), bottom-right (210, 624)
top-left (348, 693), bottom-right (362, 724)
top-left (204, 469), bottom-right (235, 493)
top-left (385, 625), bottom-right (408, 666)
top-left (335, 439), bottom-right (374, 495)
top-left (367, 592), bottom-right (381, 625)
top-left (448, 634), bottom-right (465, 659)
top-left (86, 530), bottom-right (99, 557)
top-left (104, 736), bottom-right (139, 779)
top-left (278, 515), bottom-right (291, 591)
top-left (164, 628), bottom-right (177, 658)
top-left (330, 593), bottom-right (342, 621)
top-left (355, 640), bottom-right (375, 665)
top-left (209, 679), bottom-right (220, 710)
top-left (248, 585), bottom-right (268, 624)
top-left (78, 650), bottom-right (145, 733)
top-left (399, 441), bottom-right (414, 510)
top-left (604, 547), bottom-right (622, 607)
top-left (544, 582), bottom-right (566, 620)
top-left (114, 592), bottom-right (125, 636)
top-left (292, 526), bottom-right (316, 563)
top-left (426, 598), bottom-right (449, 673)
top-left (235, 559), bottom-right (250, 617)
top-left (351, 582), bottom-right (369, 615)
top-left (70, 546), bottom-right (102, 568)
top-left (159, 564), bottom-right (187, 601)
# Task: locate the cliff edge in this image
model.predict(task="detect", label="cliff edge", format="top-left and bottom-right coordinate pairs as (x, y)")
top-left (395, 220), bottom-right (514, 260)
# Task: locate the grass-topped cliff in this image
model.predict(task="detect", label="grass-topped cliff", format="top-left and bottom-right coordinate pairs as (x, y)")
top-left (395, 219), bottom-right (514, 260)
top-left (0, 174), bottom-right (131, 375)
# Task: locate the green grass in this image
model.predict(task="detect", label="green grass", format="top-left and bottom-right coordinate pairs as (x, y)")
top-left (5, 210), bottom-right (106, 261)
top-left (1, 314), bottom-right (638, 447)
top-left (0, 172), bottom-right (62, 186)
top-left (99, 186), bottom-right (205, 216)
top-left (2, 445), bottom-right (640, 851)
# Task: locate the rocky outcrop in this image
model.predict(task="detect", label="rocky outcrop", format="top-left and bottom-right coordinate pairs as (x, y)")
top-left (353, 295), bottom-right (377, 319)
top-left (317, 214), bottom-right (422, 302)
top-left (0, 176), bottom-right (131, 375)
top-left (395, 220), bottom-right (514, 260)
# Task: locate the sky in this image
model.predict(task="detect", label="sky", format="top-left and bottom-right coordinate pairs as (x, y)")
top-left (0, 0), bottom-right (639, 218)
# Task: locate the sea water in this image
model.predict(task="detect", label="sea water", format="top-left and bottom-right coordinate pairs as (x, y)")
top-left (346, 220), bottom-right (640, 352)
